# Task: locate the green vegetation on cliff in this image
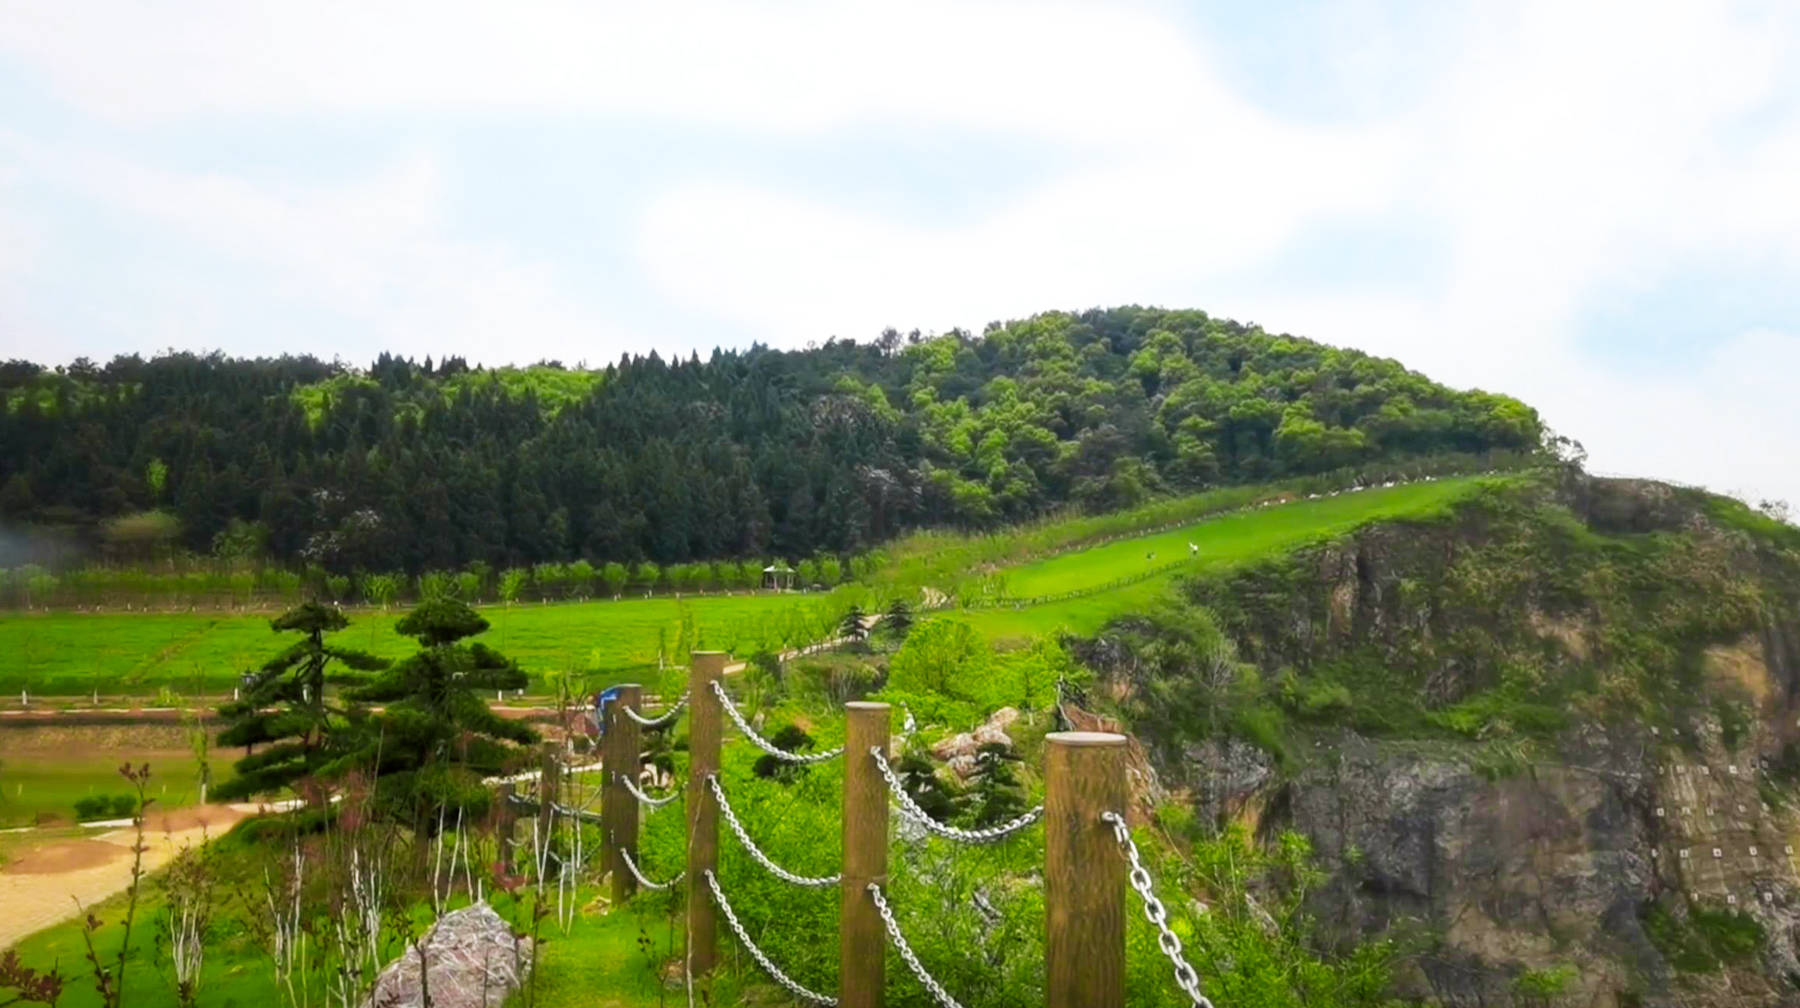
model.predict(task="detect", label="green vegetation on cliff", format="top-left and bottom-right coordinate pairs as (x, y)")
top-left (1083, 471), bottom-right (1800, 760)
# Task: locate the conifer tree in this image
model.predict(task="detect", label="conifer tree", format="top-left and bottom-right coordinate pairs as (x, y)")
top-left (884, 598), bottom-right (913, 641)
top-left (838, 604), bottom-right (868, 643)
top-left (962, 741), bottom-right (1028, 827)
top-left (345, 598), bottom-right (539, 821)
top-left (214, 602), bottom-right (387, 799)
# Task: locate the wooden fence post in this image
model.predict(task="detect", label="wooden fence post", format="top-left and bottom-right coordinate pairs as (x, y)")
top-left (686, 651), bottom-right (727, 975)
top-left (537, 745), bottom-right (560, 851)
top-left (1045, 731), bottom-right (1127, 1008)
top-left (497, 781), bottom-right (517, 874)
top-left (840, 701), bottom-right (891, 1008)
top-left (606, 683), bottom-right (642, 902)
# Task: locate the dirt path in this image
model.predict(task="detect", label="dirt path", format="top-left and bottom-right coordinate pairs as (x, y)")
top-left (0, 804), bottom-right (252, 950)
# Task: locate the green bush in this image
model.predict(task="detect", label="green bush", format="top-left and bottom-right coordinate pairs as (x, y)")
top-left (72, 795), bottom-right (110, 820)
top-left (72, 793), bottom-right (136, 820)
top-left (1513, 963), bottom-right (1576, 996)
top-left (1643, 901), bottom-right (1766, 973)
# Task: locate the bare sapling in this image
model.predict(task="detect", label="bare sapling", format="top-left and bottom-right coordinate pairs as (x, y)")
top-left (317, 771), bottom-right (392, 1008)
top-left (157, 826), bottom-right (216, 1007)
top-left (75, 763), bottom-right (153, 1008)
top-left (257, 838), bottom-right (310, 1008)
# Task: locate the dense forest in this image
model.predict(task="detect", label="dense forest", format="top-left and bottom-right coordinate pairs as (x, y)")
top-left (0, 306), bottom-right (1543, 574)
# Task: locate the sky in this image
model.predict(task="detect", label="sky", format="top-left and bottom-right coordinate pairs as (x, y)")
top-left (0, 1), bottom-right (1796, 509)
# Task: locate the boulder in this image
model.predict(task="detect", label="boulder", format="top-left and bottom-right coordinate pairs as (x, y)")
top-left (946, 754), bottom-right (979, 779)
top-left (971, 724), bottom-right (1013, 749)
top-left (930, 708), bottom-right (1022, 762)
top-left (931, 732), bottom-right (977, 761)
top-left (361, 902), bottom-right (532, 1008)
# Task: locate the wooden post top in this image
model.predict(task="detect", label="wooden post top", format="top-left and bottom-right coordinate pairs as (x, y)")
top-left (845, 700), bottom-right (891, 710)
top-left (1046, 731), bottom-right (1126, 747)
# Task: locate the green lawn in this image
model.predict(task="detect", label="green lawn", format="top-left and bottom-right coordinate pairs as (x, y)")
top-left (7, 883), bottom-right (276, 1008)
top-left (4, 868), bottom-right (757, 1008)
top-left (0, 750), bottom-right (235, 828)
top-left (0, 592), bottom-right (845, 698)
top-left (963, 476), bottom-right (1491, 641)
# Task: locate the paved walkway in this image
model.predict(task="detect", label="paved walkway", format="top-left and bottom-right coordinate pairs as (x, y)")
top-left (0, 804), bottom-right (256, 950)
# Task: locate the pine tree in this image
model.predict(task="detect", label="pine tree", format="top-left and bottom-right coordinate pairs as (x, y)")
top-left (884, 598), bottom-right (913, 641)
top-left (962, 741), bottom-right (1028, 827)
top-left (214, 602), bottom-right (387, 800)
top-left (838, 604), bottom-right (868, 643)
top-left (345, 598), bottom-right (539, 823)
top-left (895, 746), bottom-right (956, 822)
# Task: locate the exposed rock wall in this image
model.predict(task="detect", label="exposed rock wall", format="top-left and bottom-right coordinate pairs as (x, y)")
top-left (1095, 474), bottom-right (1800, 1005)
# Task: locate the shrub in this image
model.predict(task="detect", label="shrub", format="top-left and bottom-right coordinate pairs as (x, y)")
top-left (73, 795), bottom-right (110, 820)
top-left (1643, 901), bottom-right (1766, 973)
top-left (753, 724), bottom-right (818, 780)
top-left (72, 794), bottom-right (137, 820)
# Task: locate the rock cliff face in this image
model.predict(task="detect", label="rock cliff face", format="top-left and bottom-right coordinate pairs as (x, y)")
top-left (1085, 474), bottom-right (1800, 1005)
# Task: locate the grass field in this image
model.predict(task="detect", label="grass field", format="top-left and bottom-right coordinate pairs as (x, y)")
top-left (0, 724), bottom-right (237, 827)
top-left (0, 475), bottom-right (1498, 700)
top-left (4, 868), bottom-right (753, 1007)
top-left (0, 591), bottom-right (847, 698)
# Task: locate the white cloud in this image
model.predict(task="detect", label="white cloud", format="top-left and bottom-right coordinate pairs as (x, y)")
top-left (0, 131), bottom-right (616, 363)
top-left (0, 1), bottom-right (1216, 144)
top-left (636, 0), bottom-right (1800, 506)
top-left (0, 0), bottom-right (1794, 506)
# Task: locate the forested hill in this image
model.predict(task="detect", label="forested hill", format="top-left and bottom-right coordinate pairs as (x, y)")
top-left (0, 306), bottom-right (1543, 573)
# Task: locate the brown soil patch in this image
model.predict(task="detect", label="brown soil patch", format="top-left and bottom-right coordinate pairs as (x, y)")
top-left (144, 804), bottom-right (242, 833)
top-left (1705, 637), bottom-right (1772, 707)
top-left (1528, 610), bottom-right (1591, 661)
top-left (3, 838), bottom-right (122, 874)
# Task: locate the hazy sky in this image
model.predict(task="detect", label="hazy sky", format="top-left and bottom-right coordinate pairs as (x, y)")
top-left (1, 2), bottom-right (1796, 507)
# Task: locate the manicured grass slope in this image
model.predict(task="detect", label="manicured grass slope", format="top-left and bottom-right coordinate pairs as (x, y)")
top-left (964, 476), bottom-right (1490, 640)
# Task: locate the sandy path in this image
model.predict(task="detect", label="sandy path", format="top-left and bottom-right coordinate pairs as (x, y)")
top-left (0, 805), bottom-right (251, 950)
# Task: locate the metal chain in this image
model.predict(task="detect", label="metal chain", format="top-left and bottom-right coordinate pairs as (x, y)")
top-left (705, 870), bottom-right (838, 1006)
top-left (550, 801), bottom-right (602, 824)
top-left (867, 883), bottom-right (966, 1008)
top-left (1103, 812), bottom-right (1215, 1008)
top-left (618, 848), bottom-right (684, 891)
top-left (618, 772), bottom-right (681, 809)
top-left (870, 748), bottom-right (1043, 843)
top-left (707, 774), bottom-right (841, 887)
top-left (623, 691), bottom-right (689, 728)
top-left (711, 680), bottom-right (844, 764)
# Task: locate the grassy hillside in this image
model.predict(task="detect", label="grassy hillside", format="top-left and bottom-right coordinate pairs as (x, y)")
top-left (995, 477), bottom-right (1481, 600)
top-left (962, 475), bottom-right (1493, 641)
